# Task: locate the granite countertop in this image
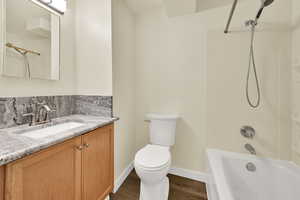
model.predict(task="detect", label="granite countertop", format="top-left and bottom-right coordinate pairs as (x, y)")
top-left (0, 115), bottom-right (118, 166)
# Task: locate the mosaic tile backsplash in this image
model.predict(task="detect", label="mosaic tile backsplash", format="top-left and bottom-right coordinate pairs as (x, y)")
top-left (0, 95), bottom-right (113, 129)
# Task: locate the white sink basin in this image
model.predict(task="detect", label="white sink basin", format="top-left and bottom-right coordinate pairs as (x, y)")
top-left (21, 122), bottom-right (85, 139)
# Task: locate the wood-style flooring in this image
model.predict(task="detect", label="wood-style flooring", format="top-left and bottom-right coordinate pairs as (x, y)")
top-left (111, 170), bottom-right (208, 200)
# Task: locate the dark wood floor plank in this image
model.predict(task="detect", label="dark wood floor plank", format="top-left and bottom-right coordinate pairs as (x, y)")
top-left (111, 170), bottom-right (208, 200)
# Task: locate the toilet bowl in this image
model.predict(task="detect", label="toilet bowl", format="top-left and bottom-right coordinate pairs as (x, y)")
top-left (134, 113), bottom-right (179, 200)
top-left (134, 145), bottom-right (171, 200)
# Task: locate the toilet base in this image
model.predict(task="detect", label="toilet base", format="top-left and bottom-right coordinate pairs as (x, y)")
top-left (139, 177), bottom-right (169, 200)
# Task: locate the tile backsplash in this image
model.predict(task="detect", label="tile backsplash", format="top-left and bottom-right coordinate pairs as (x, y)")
top-left (74, 96), bottom-right (112, 117)
top-left (0, 95), bottom-right (112, 129)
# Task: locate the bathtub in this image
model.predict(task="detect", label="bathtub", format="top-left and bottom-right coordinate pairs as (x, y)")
top-left (206, 149), bottom-right (300, 200)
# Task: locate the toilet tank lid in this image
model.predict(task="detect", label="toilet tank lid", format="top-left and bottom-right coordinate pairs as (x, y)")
top-left (146, 113), bottom-right (180, 120)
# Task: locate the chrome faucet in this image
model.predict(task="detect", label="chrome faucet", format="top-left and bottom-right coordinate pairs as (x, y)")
top-left (37, 104), bottom-right (52, 122)
top-left (22, 99), bottom-right (55, 126)
top-left (245, 143), bottom-right (256, 155)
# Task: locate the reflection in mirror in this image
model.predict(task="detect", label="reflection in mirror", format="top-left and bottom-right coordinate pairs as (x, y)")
top-left (162, 0), bottom-right (247, 18)
top-left (31, 0), bottom-right (67, 15)
top-left (0, 0), bottom-right (60, 80)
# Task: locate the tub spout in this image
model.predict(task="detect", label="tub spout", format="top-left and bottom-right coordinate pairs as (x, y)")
top-left (245, 143), bottom-right (256, 155)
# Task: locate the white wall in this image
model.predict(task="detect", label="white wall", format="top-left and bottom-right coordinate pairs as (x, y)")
top-left (0, 0), bottom-right (77, 97)
top-left (112, 0), bottom-right (136, 179)
top-left (134, 0), bottom-right (291, 172)
top-left (75, 0), bottom-right (113, 96)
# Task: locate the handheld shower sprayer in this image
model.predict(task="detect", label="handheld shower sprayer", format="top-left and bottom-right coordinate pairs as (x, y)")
top-left (245, 0), bottom-right (274, 108)
top-left (224, 0), bottom-right (275, 108)
top-left (255, 0), bottom-right (274, 22)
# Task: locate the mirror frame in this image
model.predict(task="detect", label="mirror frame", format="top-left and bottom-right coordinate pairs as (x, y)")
top-left (0, 0), bottom-right (60, 80)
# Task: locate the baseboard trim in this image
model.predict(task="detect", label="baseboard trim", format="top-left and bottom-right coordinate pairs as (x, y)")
top-left (169, 167), bottom-right (209, 183)
top-left (113, 162), bottom-right (208, 193)
top-left (113, 162), bottom-right (134, 193)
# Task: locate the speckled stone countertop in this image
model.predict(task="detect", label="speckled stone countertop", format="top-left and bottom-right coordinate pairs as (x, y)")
top-left (0, 115), bottom-right (118, 166)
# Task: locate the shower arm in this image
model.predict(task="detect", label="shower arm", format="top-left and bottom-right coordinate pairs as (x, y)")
top-left (224, 0), bottom-right (238, 34)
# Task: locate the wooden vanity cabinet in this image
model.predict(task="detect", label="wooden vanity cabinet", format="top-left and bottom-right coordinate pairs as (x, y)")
top-left (4, 124), bottom-right (114, 200)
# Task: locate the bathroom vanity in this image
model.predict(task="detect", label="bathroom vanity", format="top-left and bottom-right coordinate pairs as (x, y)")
top-left (0, 114), bottom-right (117, 200)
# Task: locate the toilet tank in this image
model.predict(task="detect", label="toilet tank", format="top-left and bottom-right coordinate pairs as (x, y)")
top-left (146, 114), bottom-right (179, 146)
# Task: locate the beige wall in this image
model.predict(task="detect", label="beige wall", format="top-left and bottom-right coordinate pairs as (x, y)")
top-left (75, 0), bottom-right (113, 96)
top-left (0, 0), bottom-right (77, 97)
top-left (207, 30), bottom-right (291, 159)
top-left (135, 8), bottom-right (207, 171)
top-left (134, 0), bottom-right (291, 172)
top-left (112, 0), bottom-right (136, 179)
top-left (291, 0), bottom-right (300, 165)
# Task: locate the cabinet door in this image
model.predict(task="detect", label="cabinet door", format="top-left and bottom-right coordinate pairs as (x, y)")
top-left (82, 124), bottom-right (114, 200)
top-left (5, 137), bottom-right (82, 200)
top-left (0, 166), bottom-right (4, 200)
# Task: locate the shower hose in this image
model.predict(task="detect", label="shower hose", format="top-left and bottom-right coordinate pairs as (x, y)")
top-left (246, 23), bottom-right (261, 108)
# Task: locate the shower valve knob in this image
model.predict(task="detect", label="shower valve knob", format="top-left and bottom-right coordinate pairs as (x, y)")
top-left (240, 126), bottom-right (256, 139)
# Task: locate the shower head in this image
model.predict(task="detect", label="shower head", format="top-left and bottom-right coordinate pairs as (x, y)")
top-left (262, 0), bottom-right (274, 7)
top-left (255, 0), bottom-right (274, 21)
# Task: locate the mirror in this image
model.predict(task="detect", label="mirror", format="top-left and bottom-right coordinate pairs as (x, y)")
top-left (0, 0), bottom-right (60, 80)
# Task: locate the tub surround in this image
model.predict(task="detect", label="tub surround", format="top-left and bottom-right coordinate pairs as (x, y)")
top-left (0, 114), bottom-right (118, 166)
top-left (0, 95), bottom-right (113, 129)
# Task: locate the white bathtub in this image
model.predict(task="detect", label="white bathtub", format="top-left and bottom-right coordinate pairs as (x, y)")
top-left (206, 149), bottom-right (300, 200)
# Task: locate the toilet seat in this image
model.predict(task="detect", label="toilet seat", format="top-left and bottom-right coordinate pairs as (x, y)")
top-left (135, 145), bottom-right (171, 171)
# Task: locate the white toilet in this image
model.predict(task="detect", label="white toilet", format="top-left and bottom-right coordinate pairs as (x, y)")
top-left (134, 113), bottom-right (179, 200)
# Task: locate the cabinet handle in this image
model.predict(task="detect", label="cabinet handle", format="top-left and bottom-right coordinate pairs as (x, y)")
top-left (75, 145), bottom-right (83, 151)
top-left (83, 143), bottom-right (90, 148)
